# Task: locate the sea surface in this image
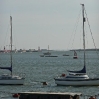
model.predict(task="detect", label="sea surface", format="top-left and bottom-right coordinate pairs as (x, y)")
top-left (0, 50), bottom-right (99, 99)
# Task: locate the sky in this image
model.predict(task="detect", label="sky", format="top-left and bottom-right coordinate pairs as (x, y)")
top-left (0, 0), bottom-right (99, 50)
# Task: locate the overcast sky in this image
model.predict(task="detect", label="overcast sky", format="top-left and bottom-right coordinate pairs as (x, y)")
top-left (0, 0), bottom-right (99, 50)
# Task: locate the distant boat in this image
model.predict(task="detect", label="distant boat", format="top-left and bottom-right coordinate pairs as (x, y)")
top-left (32, 50), bottom-right (38, 52)
top-left (43, 45), bottom-right (51, 55)
top-left (54, 4), bottom-right (99, 86)
top-left (43, 52), bottom-right (51, 55)
top-left (63, 54), bottom-right (69, 56)
top-left (40, 55), bottom-right (44, 57)
top-left (0, 16), bottom-right (25, 85)
top-left (45, 55), bottom-right (58, 57)
top-left (73, 50), bottom-right (78, 59)
top-left (40, 54), bottom-right (58, 57)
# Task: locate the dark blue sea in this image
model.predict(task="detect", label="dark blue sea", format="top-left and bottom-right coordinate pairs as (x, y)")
top-left (0, 50), bottom-right (99, 99)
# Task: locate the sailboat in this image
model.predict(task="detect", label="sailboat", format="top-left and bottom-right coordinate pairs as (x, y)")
top-left (0, 16), bottom-right (25, 85)
top-left (54, 4), bottom-right (99, 86)
top-left (63, 49), bottom-right (69, 56)
top-left (73, 50), bottom-right (78, 59)
top-left (43, 45), bottom-right (51, 56)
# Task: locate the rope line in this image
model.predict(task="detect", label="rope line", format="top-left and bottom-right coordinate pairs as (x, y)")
top-left (67, 8), bottom-right (81, 50)
top-left (84, 7), bottom-right (99, 59)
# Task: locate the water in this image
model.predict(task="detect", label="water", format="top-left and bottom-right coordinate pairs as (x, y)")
top-left (0, 50), bottom-right (99, 99)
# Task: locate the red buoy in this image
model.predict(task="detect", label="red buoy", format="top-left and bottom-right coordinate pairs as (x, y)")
top-left (12, 93), bottom-right (19, 98)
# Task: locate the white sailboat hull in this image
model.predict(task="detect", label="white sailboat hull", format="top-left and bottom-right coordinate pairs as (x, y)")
top-left (55, 78), bottom-right (99, 86)
top-left (0, 79), bottom-right (24, 85)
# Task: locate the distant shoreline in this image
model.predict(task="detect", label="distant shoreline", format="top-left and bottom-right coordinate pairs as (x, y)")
top-left (70, 49), bottom-right (99, 51)
top-left (0, 48), bottom-right (99, 53)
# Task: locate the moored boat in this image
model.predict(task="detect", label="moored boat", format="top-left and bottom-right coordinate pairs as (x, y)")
top-left (54, 66), bottom-right (99, 86)
top-left (54, 4), bottom-right (99, 86)
top-left (0, 16), bottom-right (25, 85)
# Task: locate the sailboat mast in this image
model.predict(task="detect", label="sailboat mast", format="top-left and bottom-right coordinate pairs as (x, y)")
top-left (10, 16), bottom-right (12, 75)
top-left (81, 4), bottom-right (86, 66)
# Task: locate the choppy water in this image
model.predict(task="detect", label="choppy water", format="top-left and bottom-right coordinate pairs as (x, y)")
top-left (0, 50), bottom-right (99, 99)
